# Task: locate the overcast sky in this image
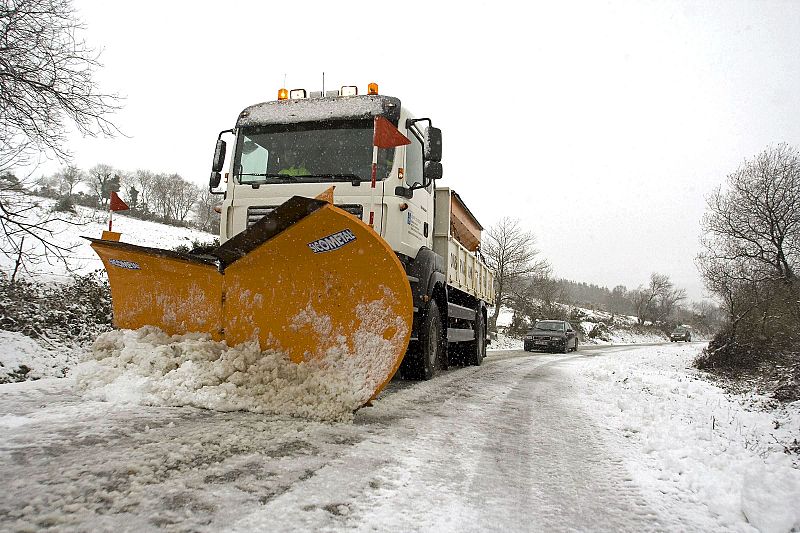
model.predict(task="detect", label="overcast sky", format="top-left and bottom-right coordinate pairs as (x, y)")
top-left (38, 0), bottom-right (800, 302)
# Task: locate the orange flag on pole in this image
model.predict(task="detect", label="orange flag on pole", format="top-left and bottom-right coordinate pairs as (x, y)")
top-left (373, 116), bottom-right (411, 148)
top-left (110, 191), bottom-right (129, 211)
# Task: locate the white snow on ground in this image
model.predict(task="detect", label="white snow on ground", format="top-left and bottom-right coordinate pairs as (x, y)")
top-left (580, 320), bottom-right (669, 344)
top-left (0, 330), bottom-right (74, 381)
top-left (74, 325), bottom-right (403, 423)
top-left (569, 344), bottom-right (800, 533)
top-left (487, 332), bottom-right (523, 350)
top-left (1, 343), bottom-right (798, 531)
top-left (0, 192), bottom-right (215, 283)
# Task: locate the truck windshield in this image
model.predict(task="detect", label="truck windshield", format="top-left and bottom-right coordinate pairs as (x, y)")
top-left (234, 120), bottom-right (394, 185)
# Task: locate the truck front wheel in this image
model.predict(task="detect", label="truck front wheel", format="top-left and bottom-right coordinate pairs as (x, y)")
top-left (400, 300), bottom-right (443, 380)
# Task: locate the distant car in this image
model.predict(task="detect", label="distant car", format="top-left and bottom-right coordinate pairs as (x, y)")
top-left (523, 320), bottom-right (579, 353)
top-left (670, 327), bottom-right (692, 342)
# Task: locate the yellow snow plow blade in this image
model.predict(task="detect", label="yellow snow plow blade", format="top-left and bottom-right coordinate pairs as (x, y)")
top-left (87, 197), bottom-right (413, 399)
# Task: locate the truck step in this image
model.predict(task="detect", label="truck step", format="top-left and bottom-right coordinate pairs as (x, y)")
top-left (447, 327), bottom-right (475, 343)
top-left (447, 302), bottom-right (475, 321)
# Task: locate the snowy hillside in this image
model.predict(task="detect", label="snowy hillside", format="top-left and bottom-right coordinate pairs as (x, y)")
top-left (0, 192), bottom-right (216, 283)
top-left (493, 305), bottom-right (670, 349)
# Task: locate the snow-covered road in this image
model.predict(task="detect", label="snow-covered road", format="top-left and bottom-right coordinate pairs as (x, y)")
top-left (1, 343), bottom-right (797, 532)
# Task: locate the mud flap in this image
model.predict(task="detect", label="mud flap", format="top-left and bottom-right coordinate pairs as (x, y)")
top-left (87, 196), bottom-right (413, 400)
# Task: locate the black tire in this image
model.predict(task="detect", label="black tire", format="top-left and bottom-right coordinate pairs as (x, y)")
top-left (466, 310), bottom-right (486, 366)
top-left (561, 339), bottom-right (569, 354)
top-left (400, 300), bottom-right (443, 380)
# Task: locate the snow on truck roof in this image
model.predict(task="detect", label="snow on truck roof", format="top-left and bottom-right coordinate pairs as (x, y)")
top-left (236, 95), bottom-right (402, 128)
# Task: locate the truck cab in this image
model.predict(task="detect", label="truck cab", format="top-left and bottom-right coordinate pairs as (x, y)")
top-left (215, 91), bottom-right (437, 262)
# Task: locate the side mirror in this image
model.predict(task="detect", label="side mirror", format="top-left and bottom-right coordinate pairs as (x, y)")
top-left (423, 161), bottom-right (442, 181)
top-left (209, 171), bottom-right (222, 189)
top-left (424, 127), bottom-right (442, 162)
top-left (211, 139), bottom-right (227, 172)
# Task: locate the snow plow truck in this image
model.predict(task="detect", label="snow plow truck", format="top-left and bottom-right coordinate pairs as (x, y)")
top-left (87, 82), bottom-right (495, 403)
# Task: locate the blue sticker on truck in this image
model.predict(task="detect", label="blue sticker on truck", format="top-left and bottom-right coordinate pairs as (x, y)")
top-left (308, 229), bottom-right (357, 254)
top-left (109, 259), bottom-right (141, 270)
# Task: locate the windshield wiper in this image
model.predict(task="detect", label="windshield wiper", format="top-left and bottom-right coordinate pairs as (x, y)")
top-left (290, 174), bottom-right (363, 185)
top-left (237, 173), bottom-right (300, 184)
top-left (237, 173), bottom-right (365, 185)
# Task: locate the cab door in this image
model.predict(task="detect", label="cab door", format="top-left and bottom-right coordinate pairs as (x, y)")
top-left (400, 126), bottom-right (434, 253)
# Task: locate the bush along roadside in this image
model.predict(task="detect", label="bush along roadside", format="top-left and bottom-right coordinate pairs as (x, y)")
top-left (695, 326), bottom-right (800, 403)
top-left (0, 270), bottom-right (112, 354)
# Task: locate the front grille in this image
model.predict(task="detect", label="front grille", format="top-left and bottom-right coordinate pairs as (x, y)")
top-left (247, 204), bottom-right (364, 228)
top-left (533, 336), bottom-right (551, 341)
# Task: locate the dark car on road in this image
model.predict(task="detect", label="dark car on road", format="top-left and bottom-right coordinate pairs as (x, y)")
top-left (523, 320), bottom-right (579, 353)
top-left (670, 326), bottom-right (692, 342)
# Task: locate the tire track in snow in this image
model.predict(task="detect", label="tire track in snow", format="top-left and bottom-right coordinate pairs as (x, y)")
top-left (231, 351), bottom-right (680, 532)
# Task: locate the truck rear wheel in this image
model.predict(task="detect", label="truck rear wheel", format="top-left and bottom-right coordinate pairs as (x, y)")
top-left (466, 310), bottom-right (486, 366)
top-left (400, 300), bottom-right (443, 380)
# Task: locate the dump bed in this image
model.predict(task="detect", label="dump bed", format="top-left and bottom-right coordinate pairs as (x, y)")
top-left (432, 188), bottom-right (495, 305)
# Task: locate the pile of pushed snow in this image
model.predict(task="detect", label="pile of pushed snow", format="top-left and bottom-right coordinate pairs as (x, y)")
top-left (571, 344), bottom-right (800, 532)
top-left (74, 327), bottom-right (381, 422)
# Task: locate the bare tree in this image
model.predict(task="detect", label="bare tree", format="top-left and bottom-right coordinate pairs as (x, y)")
top-left (525, 272), bottom-right (564, 319)
top-left (653, 285), bottom-right (687, 324)
top-left (607, 285), bottom-right (630, 315)
top-left (0, 0), bottom-right (121, 162)
top-left (130, 169), bottom-right (156, 213)
top-left (55, 165), bottom-right (83, 197)
top-left (150, 173), bottom-right (174, 221)
top-left (85, 164), bottom-right (118, 206)
top-left (483, 217), bottom-right (549, 330)
top-left (170, 176), bottom-right (200, 222)
top-left (0, 0), bottom-right (119, 275)
top-left (194, 187), bottom-right (220, 233)
top-left (0, 181), bottom-right (77, 279)
top-left (697, 144), bottom-right (800, 349)
top-left (631, 273), bottom-right (682, 325)
top-left (700, 143), bottom-right (800, 283)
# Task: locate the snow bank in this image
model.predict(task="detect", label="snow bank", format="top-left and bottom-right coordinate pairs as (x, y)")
top-left (580, 321), bottom-right (667, 345)
top-left (0, 330), bottom-right (76, 382)
top-left (572, 344), bottom-right (800, 532)
top-left (74, 326), bottom-right (387, 422)
top-left (487, 333), bottom-right (523, 351)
